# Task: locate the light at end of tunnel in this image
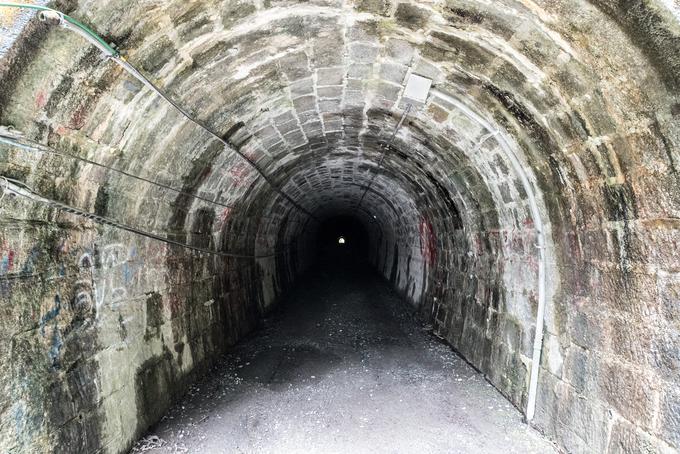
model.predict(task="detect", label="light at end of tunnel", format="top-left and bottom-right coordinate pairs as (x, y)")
top-left (338, 236), bottom-right (346, 245)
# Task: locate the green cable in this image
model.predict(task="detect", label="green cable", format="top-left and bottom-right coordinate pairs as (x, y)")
top-left (0, 2), bottom-right (118, 56)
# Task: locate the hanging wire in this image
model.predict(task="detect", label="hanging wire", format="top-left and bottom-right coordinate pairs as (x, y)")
top-left (0, 177), bottom-right (282, 260)
top-left (0, 133), bottom-right (238, 207)
top-left (0, 132), bottom-right (304, 225)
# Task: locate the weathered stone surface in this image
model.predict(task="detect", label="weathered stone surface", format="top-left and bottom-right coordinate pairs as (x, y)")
top-left (0, 0), bottom-right (679, 453)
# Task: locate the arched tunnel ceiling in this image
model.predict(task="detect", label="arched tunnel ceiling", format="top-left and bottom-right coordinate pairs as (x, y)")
top-left (1, 0), bottom-right (678, 228)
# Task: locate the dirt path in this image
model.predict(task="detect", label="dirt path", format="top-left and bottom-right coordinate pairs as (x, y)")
top-left (131, 266), bottom-right (555, 454)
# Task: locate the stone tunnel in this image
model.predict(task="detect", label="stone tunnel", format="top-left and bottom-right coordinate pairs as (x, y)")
top-left (0, 0), bottom-right (678, 453)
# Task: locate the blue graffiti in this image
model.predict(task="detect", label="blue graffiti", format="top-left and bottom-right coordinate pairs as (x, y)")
top-left (0, 280), bottom-right (10, 298)
top-left (48, 328), bottom-right (63, 370)
top-left (21, 246), bottom-right (40, 274)
top-left (39, 294), bottom-right (61, 337)
top-left (13, 403), bottom-right (25, 433)
top-left (39, 294), bottom-right (63, 370)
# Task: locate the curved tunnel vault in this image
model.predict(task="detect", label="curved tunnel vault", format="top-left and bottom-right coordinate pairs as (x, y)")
top-left (0, 0), bottom-right (679, 453)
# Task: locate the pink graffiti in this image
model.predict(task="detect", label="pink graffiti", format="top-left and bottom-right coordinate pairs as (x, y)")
top-left (419, 217), bottom-right (437, 266)
top-left (35, 90), bottom-right (47, 109)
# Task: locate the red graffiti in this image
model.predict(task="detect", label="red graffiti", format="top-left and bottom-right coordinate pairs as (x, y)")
top-left (217, 207), bottom-right (232, 229)
top-left (166, 293), bottom-right (183, 317)
top-left (229, 163), bottom-right (250, 187)
top-left (419, 217), bottom-right (437, 266)
top-left (69, 104), bottom-right (88, 129)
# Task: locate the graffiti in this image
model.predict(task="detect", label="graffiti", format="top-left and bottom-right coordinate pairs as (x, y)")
top-left (216, 207), bottom-right (232, 230)
top-left (35, 89), bottom-right (47, 109)
top-left (0, 240), bottom-right (15, 275)
top-left (69, 103), bottom-right (89, 129)
top-left (40, 294), bottom-right (63, 370)
top-left (419, 217), bottom-right (437, 266)
top-left (74, 242), bottom-right (163, 319)
top-left (48, 329), bottom-right (63, 369)
top-left (40, 294), bottom-right (61, 336)
top-left (229, 163), bottom-right (250, 187)
top-left (21, 246), bottom-right (40, 274)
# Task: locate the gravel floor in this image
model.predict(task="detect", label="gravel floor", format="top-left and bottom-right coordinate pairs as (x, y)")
top-left (131, 264), bottom-right (556, 454)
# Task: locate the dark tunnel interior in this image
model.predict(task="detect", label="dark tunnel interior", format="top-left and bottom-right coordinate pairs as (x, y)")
top-left (314, 215), bottom-right (370, 269)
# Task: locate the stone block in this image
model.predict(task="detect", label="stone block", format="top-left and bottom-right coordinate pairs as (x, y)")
top-left (254, 125), bottom-right (279, 141)
top-left (297, 111), bottom-right (320, 124)
top-left (350, 43), bottom-right (379, 64)
top-left (375, 82), bottom-right (401, 101)
top-left (324, 120), bottom-right (343, 132)
top-left (598, 360), bottom-right (659, 430)
top-left (567, 307), bottom-right (604, 350)
top-left (283, 131), bottom-right (307, 148)
top-left (347, 79), bottom-right (365, 91)
top-left (658, 273), bottom-right (680, 324)
top-left (412, 57), bottom-right (444, 83)
top-left (274, 111), bottom-right (296, 125)
top-left (556, 383), bottom-right (611, 453)
top-left (651, 327), bottom-right (680, 382)
top-left (563, 345), bottom-right (598, 394)
top-left (319, 99), bottom-right (341, 113)
top-left (348, 21), bottom-right (381, 42)
top-left (276, 120), bottom-right (300, 135)
top-left (302, 122), bottom-right (323, 136)
top-left (609, 419), bottom-right (675, 453)
top-left (290, 77), bottom-right (314, 97)
top-left (317, 86), bottom-right (343, 99)
top-left (311, 33), bottom-right (344, 66)
top-left (278, 51), bottom-right (310, 80)
top-left (317, 67), bottom-right (344, 86)
top-left (394, 3), bottom-right (430, 30)
top-left (427, 103), bottom-right (449, 123)
top-left (385, 39), bottom-right (415, 65)
top-left (292, 95), bottom-right (317, 113)
top-left (607, 312), bottom-right (655, 366)
top-left (348, 64), bottom-right (373, 78)
top-left (352, 0), bottom-right (392, 16)
top-left (379, 63), bottom-right (408, 84)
